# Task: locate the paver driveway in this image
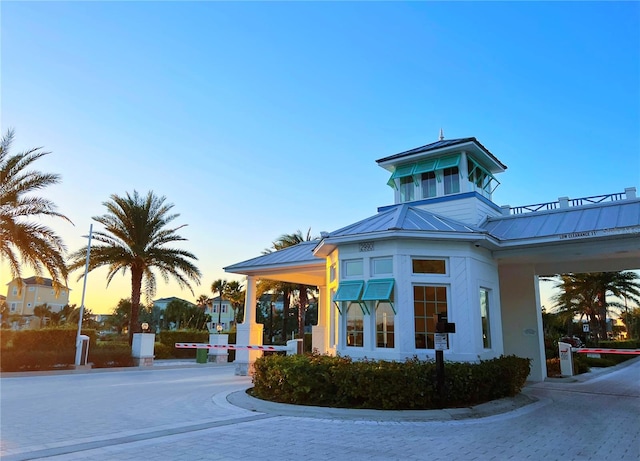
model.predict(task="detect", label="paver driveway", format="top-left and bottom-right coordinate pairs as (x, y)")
top-left (1, 358), bottom-right (638, 461)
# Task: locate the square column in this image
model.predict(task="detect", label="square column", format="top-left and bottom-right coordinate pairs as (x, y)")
top-left (234, 276), bottom-right (264, 375)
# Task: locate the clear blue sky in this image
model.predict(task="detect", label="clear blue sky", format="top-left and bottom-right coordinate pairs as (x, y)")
top-left (2, 1), bottom-right (639, 314)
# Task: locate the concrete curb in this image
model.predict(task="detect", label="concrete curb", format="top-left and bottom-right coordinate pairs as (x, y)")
top-left (226, 388), bottom-right (538, 422)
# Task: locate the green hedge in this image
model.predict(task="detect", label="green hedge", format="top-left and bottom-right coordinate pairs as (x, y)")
top-left (89, 343), bottom-right (134, 368)
top-left (252, 354), bottom-right (531, 410)
top-left (157, 330), bottom-right (210, 358)
top-left (1, 349), bottom-right (75, 372)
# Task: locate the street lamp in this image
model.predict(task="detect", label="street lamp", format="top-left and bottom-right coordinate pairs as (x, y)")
top-left (216, 323), bottom-right (223, 334)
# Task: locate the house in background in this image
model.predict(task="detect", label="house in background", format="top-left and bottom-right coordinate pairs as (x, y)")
top-left (152, 297), bottom-right (191, 311)
top-left (4, 277), bottom-right (70, 329)
top-left (207, 296), bottom-right (235, 331)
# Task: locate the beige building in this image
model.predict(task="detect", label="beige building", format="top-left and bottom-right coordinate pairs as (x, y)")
top-left (5, 276), bottom-right (70, 328)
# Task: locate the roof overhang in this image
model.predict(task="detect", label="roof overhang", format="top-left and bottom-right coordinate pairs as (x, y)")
top-left (377, 138), bottom-right (507, 174)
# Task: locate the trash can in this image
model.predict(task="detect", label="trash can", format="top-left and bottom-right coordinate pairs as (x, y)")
top-left (196, 348), bottom-right (208, 364)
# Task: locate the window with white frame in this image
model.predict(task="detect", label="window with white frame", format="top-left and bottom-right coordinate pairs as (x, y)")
top-left (480, 288), bottom-right (491, 348)
top-left (421, 171), bottom-right (437, 198)
top-left (10, 303), bottom-right (17, 312)
top-left (346, 304), bottom-right (364, 347)
top-left (376, 302), bottom-right (395, 348)
top-left (344, 259), bottom-right (363, 277)
top-left (443, 167), bottom-right (460, 195)
top-left (28, 287), bottom-right (35, 292)
top-left (12, 287), bottom-right (18, 296)
top-left (414, 285), bottom-right (448, 349)
top-left (371, 257), bottom-right (392, 276)
top-left (412, 258), bottom-right (446, 274)
top-left (399, 176), bottom-right (415, 202)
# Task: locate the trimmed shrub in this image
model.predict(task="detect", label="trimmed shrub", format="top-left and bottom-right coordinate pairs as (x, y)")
top-left (252, 353), bottom-right (531, 410)
top-left (1, 349), bottom-right (75, 372)
top-left (153, 342), bottom-right (173, 359)
top-left (157, 330), bottom-right (209, 358)
top-left (89, 343), bottom-right (134, 368)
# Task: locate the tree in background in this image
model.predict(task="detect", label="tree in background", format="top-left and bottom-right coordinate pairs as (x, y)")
top-left (0, 129), bottom-right (72, 293)
top-left (163, 298), bottom-right (209, 330)
top-left (552, 271), bottom-right (640, 341)
top-left (69, 191), bottom-right (201, 344)
top-left (264, 229), bottom-right (319, 344)
top-left (224, 280), bottom-right (245, 325)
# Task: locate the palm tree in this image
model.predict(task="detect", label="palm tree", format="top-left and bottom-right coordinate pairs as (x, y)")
top-left (552, 271), bottom-right (640, 341)
top-left (0, 129), bottom-right (71, 292)
top-left (69, 190), bottom-right (201, 344)
top-left (33, 303), bottom-right (52, 328)
top-left (211, 279), bottom-right (227, 330)
top-left (196, 294), bottom-right (210, 309)
top-left (223, 280), bottom-right (245, 326)
top-left (265, 229), bottom-right (319, 345)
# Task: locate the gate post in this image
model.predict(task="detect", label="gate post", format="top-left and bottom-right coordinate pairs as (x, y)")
top-left (558, 341), bottom-right (574, 377)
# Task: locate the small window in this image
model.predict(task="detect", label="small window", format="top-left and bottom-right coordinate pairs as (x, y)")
top-left (443, 167), bottom-right (460, 194)
top-left (330, 264), bottom-right (336, 282)
top-left (376, 302), bottom-right (395, 348)
top-left (28, 287), bottom-right (35, 292)
top-left (480, 288), bottom-right (491, 348)
top-left (371, 257), bottom-right (392, 276)
top-left (344, 259), bottom-right (363, 277)
top-left (421, 171), bottom-right (436, 198)
top-left (400, 176), bottom-right (415, 202)
top-left (346, 304), bottom-right (364, 347)
top-left (10, 303), bottom-right (17, 312)
top-left (12, 287), bottom-right (18, 296)
top-left (27, 303), bottom-right (32, 308)
top-left (412, 259), bottom-right (446, 274)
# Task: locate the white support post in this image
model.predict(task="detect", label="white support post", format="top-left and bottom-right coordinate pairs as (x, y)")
top-left (234, 276), bottom-right (263, 375)
top-left (312, 285), bottom-right (329, 354)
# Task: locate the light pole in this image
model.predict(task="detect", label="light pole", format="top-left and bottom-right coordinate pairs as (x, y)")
top-left (75, 224), bottom-right (93, 367)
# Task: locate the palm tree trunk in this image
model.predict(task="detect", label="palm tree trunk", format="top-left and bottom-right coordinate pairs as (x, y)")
top-left (129, 268), bottom-right (143, 345)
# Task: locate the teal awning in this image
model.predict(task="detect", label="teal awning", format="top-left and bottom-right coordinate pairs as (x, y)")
top-left (435, 154), bottom-right (460, 170)
top-left (468, 157), bottom-right (500, 193)
top-left (413, 159), bottom-right (438, 175)
top-left (387, 163), bottom-right (416, 189)
top-left (362, 278), bottom-right (395, 313)
top-left (333, 280), bottom-right (368, 314)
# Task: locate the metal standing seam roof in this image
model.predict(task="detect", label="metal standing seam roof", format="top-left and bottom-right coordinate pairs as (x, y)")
top-left (481, 199), bottom-right (640, 241)
top-left (376, 137), bottom-right (508, 171)
top-left (328, 204), bottom-right (482, 237)
top-left (223, 240), bottom-right (322, 272)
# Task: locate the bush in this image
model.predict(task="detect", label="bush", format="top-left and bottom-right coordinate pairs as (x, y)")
top-left (0, 328), bottom-right (98, 372)
top-left (153, 342), bottom-right (173, 359)
top-left (157, 330), bottom-right (209, 358)
top-left (1, 349), bottom-right (74, 372)
top-left (89, 343), bottom-right (134, 368)
top-left (252, 353), bottom-right (531, 410)
top-left (10, 328), bottom-right (97, 351)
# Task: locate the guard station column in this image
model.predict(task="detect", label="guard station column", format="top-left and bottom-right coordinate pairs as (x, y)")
top-left (234, 275), bottom-right (264, 375)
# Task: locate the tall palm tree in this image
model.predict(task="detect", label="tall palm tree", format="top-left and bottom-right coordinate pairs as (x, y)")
top-left (552, 271), bottom-right (640, 340)
top-left (69, 190), bottom-right (201, 344)
top-left (0, 129), bottom-right (71, 292)
top-left (211, 279), bottom-right (227, 330)
top-left (265, 229), bottom-right (319, 344)
top-left (223, 280), bottom-right (245, 325)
